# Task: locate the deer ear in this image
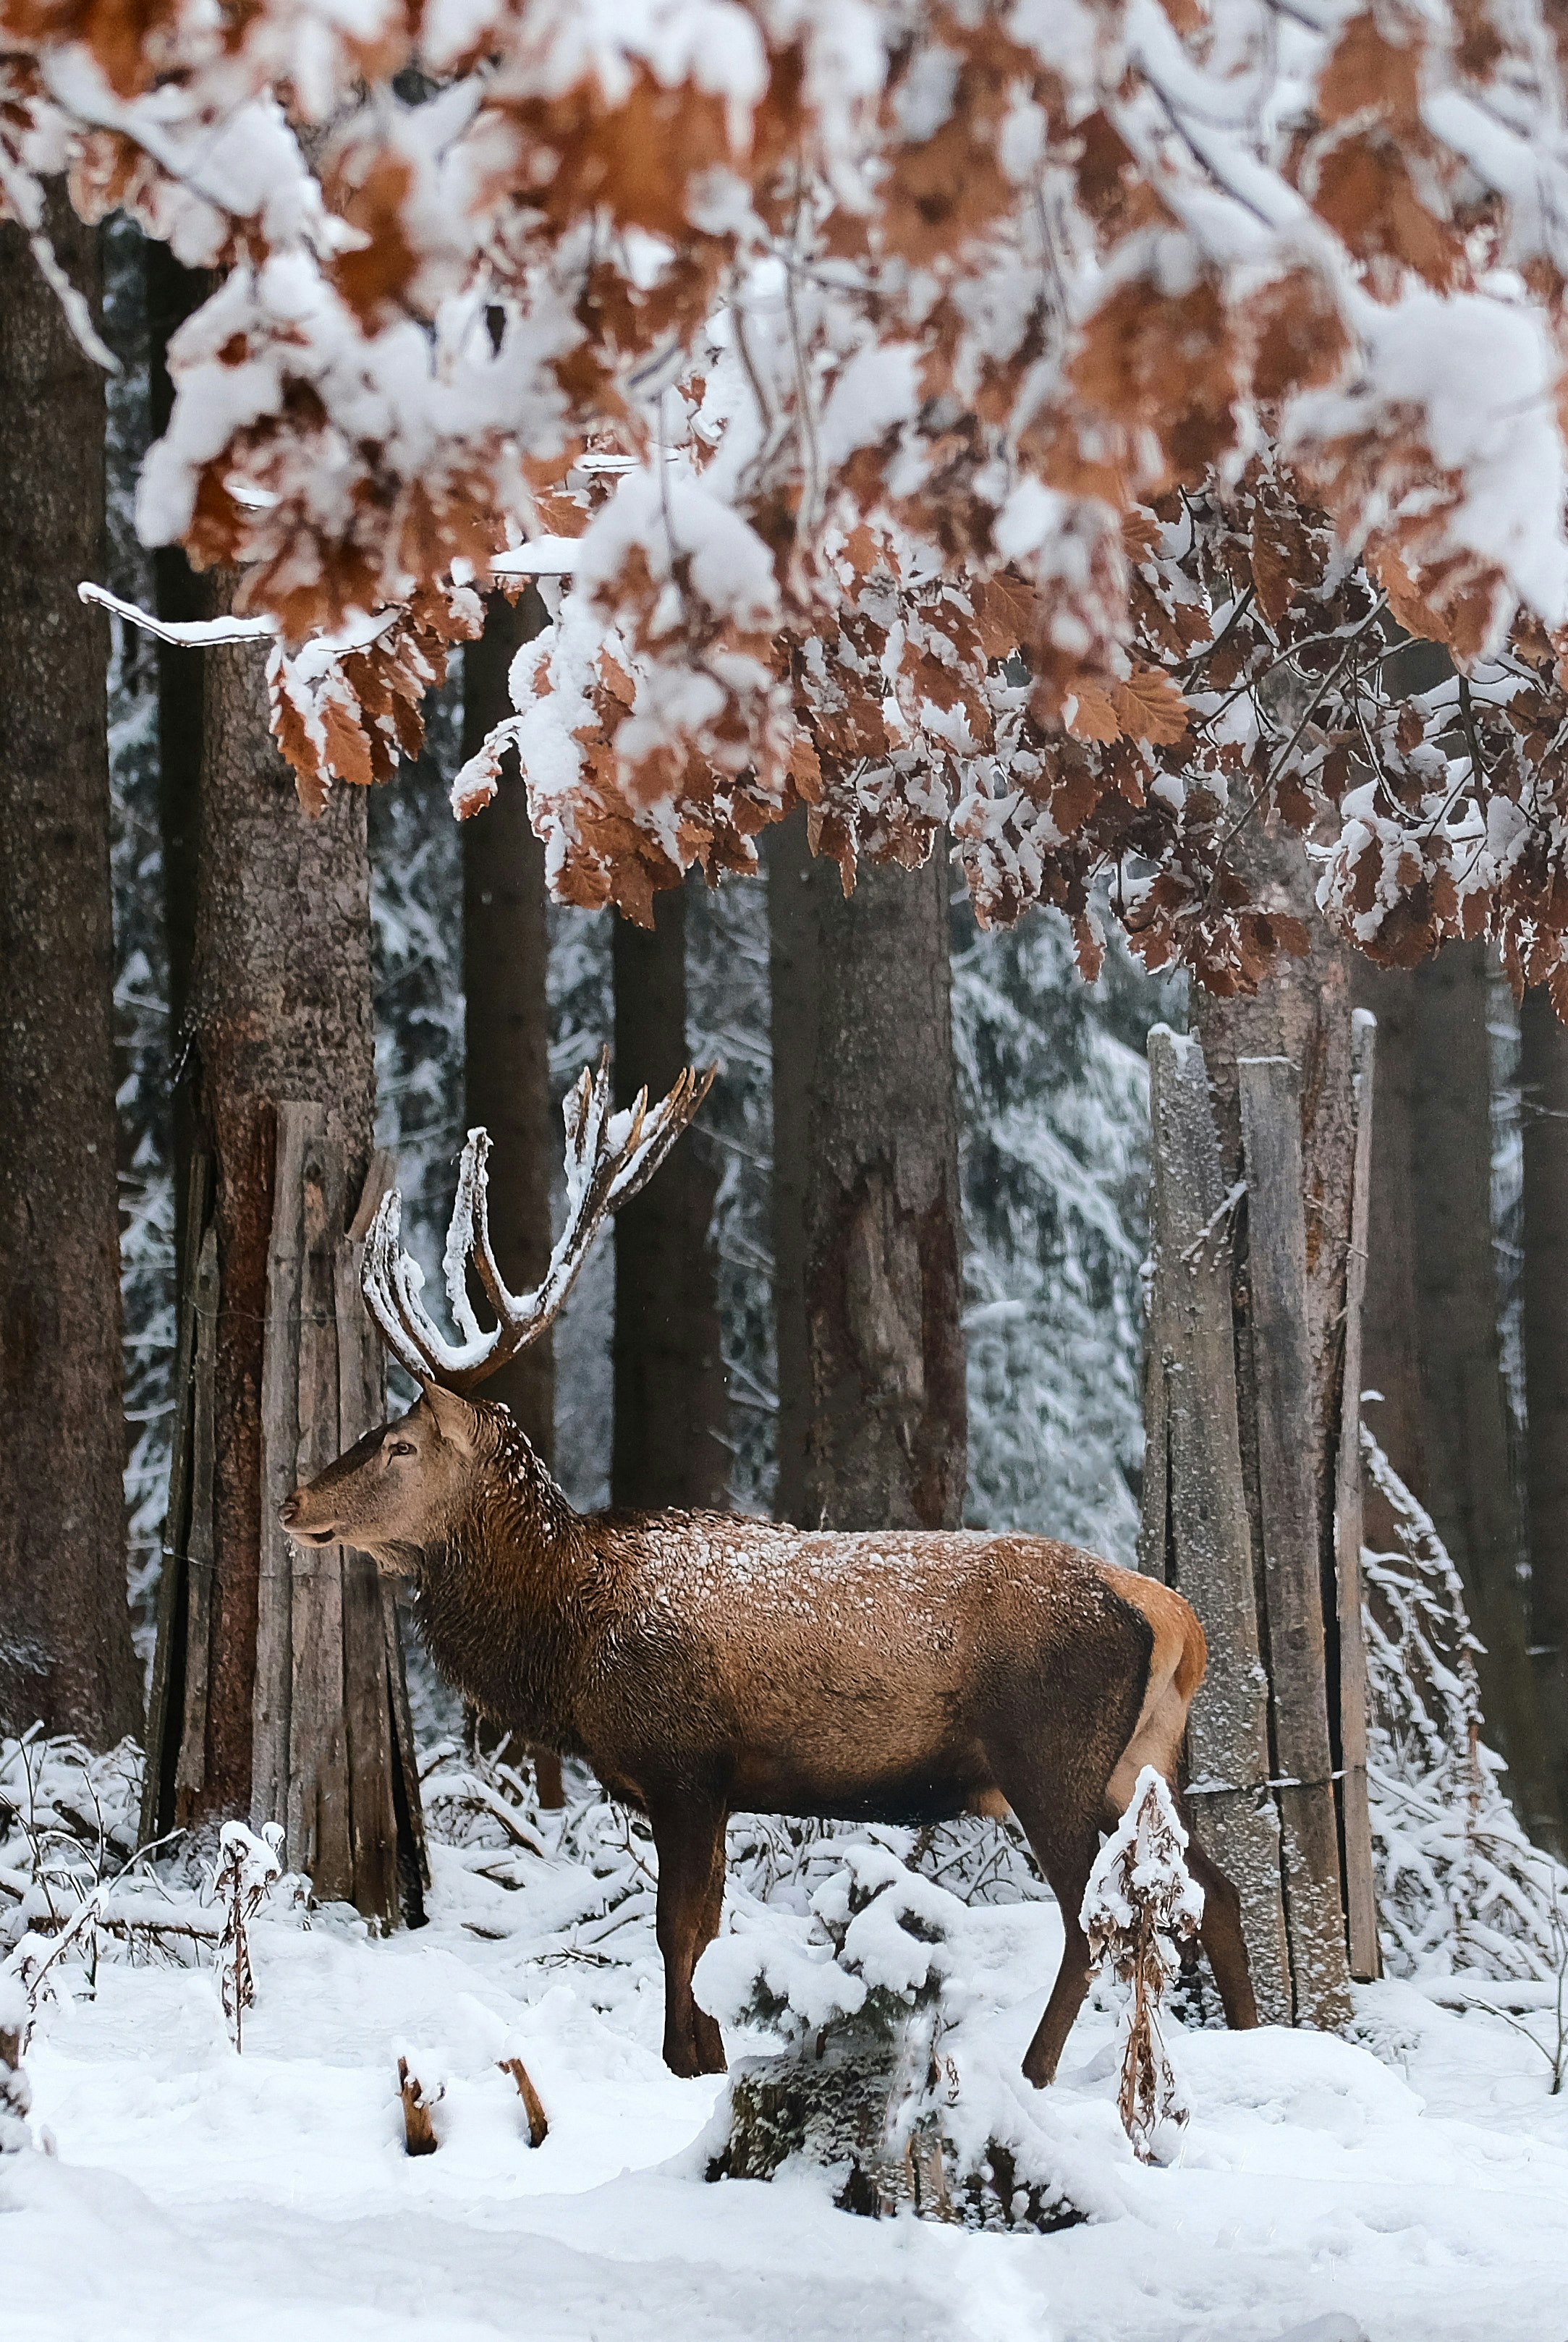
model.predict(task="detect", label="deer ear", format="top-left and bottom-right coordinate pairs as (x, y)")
top-left (423, 1383), bottom-right (478, 1451)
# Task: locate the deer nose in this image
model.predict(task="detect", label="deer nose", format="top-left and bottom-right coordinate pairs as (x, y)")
top-left (279, 1494), bottom-right (300, 1527)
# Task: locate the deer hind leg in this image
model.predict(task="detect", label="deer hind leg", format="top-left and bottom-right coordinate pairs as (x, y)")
top-left (991, 1772), bottom-right (1104, 2088)
top-left (650, 1794), bottom-right (729, 2078)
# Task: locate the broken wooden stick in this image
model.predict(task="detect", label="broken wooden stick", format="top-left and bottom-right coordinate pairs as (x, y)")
top-left (397, 2055), bottom-right (442, 2155)
top-left (498, 2054), bottom-right (549, 2147)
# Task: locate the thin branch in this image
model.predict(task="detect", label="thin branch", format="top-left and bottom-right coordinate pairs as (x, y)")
top-left (1202, 592), bottom-right (1389, 907)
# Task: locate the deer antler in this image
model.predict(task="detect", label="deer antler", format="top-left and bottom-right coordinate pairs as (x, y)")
top-left (363, 1050), bottom-right (716, 1393)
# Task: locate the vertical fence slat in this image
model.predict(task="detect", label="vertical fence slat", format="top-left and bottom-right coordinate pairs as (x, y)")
top-left (1238, 1055), bottom-right (1354, 2029)
top-left (1146, 1027), bottom-right (1292, 2024)
top-left (1336, 1011), bottom-right (1381, 1980)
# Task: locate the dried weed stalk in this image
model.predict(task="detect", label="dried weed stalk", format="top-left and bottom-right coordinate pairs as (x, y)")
top-left (1083, 1768), bottom-right (1203, 2163)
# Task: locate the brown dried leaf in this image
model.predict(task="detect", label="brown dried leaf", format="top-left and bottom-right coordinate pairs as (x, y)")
top-left (1111, 666), bottom-right (1190, 746)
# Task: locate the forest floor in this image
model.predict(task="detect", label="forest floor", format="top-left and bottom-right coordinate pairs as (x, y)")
top-left (7, 1801), bottom-right (1568, 2342)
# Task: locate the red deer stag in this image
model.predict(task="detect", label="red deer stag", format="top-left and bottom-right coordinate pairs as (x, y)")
top-left (283, 1055), bottom-right (1257, 2082)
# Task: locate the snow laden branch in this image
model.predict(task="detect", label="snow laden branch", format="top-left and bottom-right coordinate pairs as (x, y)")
top-left (20, 4), bottom-right (1568, 983)
top-left (1360, 1427), bottom-right (1568, 1991)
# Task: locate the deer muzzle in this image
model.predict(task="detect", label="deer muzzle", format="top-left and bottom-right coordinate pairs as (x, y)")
top-left (279, 1490), bottom-right (338, 1545)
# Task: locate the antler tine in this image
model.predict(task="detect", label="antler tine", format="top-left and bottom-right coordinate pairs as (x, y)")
top-left (363, 1189), bottom-right (447, 1386)
top-left (361, 1053), bottom-right (716, 1395)
top-left (442, 1129), bottom-right (496, 1344)
top-left (603, 1061), bottom-right (717, 1213)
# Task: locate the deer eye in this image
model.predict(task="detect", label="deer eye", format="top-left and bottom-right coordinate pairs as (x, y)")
top-left (387, 1440), bottom-right (415, 1459)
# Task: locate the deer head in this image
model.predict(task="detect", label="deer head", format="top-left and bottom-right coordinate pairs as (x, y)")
top-left (280, 1050), bottom-right (713, 1558)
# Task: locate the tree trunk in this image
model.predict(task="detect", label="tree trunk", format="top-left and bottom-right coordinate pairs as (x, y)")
top-left (0, 198), bottom-right (141, 1747)
top-left (462, 589), bottom-right (554, 1456)
top-left (462, 589), bottom-right (565, 1805)
top-left (187, 605), bottom-right (377, 1828)
top-left (146, 243), bottom-right (208, 1247)
top-left (612, 878), bottom-right (728, 1511)
top-left (1519, 986), bottom-right (1568, 1841)
top-left (1407, 944), bottom-right (1560, 1849)
top-left (768, 819), bottom-right (965, 1532)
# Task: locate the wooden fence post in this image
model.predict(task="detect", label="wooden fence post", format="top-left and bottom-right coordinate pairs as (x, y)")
top-left (1238, 1057), bottom-right (1354, 2029)
top-left (1144, 1027), bottom-right (1292, 2024)
top-left (143, 1113), bottom-right (424, 1927)
top-left (1336, 1011), bottom-right (1381, 1979)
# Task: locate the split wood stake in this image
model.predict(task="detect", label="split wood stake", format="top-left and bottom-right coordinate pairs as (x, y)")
top-left (397, 2056), bottom-right (442, 2155)
top-left (1238, 1053), bottom-right (1354, 2031)
top-left (1143, 1027), bottom-right (1292, 2025)
top-left (498, 2055), bottom-right (549, 2147)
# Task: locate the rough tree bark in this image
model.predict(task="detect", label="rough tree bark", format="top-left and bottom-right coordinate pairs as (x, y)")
top-left (1519, 986), bottom-right (1568, 1839)
top-left (462, 588), bottom-right (554, 1456)
top-left (611, 877), bottom-right (728, 1511)
top-left (0, 200), bottom-right (142, 1747)
top-left (187, 608), bottom-right (377, 1826)
top-left (767, 818), bottom-right (965, 1531)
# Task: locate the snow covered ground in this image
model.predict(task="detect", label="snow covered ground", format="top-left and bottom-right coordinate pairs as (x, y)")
top-left (8, 1798), bottom-right (1568, 2342)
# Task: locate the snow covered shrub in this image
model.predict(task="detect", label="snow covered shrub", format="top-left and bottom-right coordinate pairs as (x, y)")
top-left (698, 1843), bottom-right (967, 2217)
top-left (1362, 1428), bottom-right (1568, 1986)
top-left (1082, 1768), bottom-right (1203, 2163)
top-left (698, 1842), bottom-right (1080, 2228)
top-left (0, 1973), bottom-right (33, 2154)
top-left (0, 1732), bottom-right (144, 1986)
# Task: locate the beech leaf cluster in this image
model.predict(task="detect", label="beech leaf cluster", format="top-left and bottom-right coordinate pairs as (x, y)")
top-left (10, 1), bottom-right (1568, 985)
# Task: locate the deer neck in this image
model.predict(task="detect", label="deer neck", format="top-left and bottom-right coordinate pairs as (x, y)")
top-left (410, 1420), bottom-right (603, 1751)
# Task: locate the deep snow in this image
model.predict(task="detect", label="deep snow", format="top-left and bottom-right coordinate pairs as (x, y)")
top-left (7, 1812), bottom-right (1568, 2342)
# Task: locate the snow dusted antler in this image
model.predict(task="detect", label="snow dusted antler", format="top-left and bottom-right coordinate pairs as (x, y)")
top-left (363, 1051), bottom-right (714, 1393)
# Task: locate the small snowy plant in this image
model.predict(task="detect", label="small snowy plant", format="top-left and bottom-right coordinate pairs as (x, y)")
top-left (215, 1822), bottom-right (284, 2052)
top-left (1082, 1767), bottom-right (1204, 2163)
top-left (699, 1841), bottom-right (964, 2069)
top-left (698, 1842), bottom-right (967, 2217)
top-left (0, 1972), bottom-right (33, 2154)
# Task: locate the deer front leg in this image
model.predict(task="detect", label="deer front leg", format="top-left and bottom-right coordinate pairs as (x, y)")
top-left (649, 1795), bottom-right (729, 2078)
